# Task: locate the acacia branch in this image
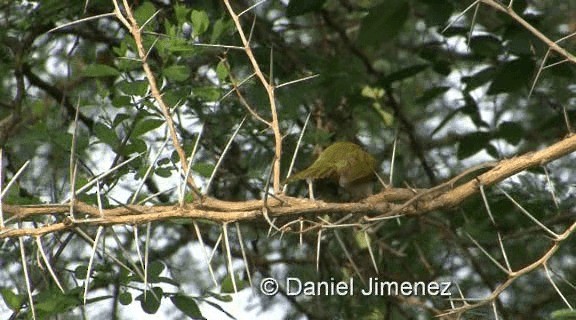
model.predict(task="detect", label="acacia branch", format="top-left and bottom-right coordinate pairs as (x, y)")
top-left (112, 0), bottom-right (199, 194)
top-left (223, 0), bottom-right (283, 193)
top-left (2, 133), bottom-right (575, 239)
top-left (442, 220), bottom-right (576, 316)
top-left (480, 0), bottom-right (576, 64)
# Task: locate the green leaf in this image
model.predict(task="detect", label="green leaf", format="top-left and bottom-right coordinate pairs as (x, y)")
top-left (164, 64), bottom-right (190, 82)
top-left (497, 121), bottom-right (523, 145)
top-left (192, 162), bottom-right (215, 178)
top-left (415, 86), bottom-right (450, 104)
top-left (134, 2), bottom-right (157, 27)
top-left (469, 35), bottom-right (502, 58)
top-left (422, 1), bottom-right (454, 26)
top-left (358, 1), bottom-right (409, 47)
top-left (171, 295), bottom-right (204, 319)
top-left (193, 87), bottom-right (221, 101)
top-left (430, 107), bottom-right (461, 136)
top-left (111, 95), bottom-right (132, 108)
top-left (1, 288), bottom-right (24, 311)
top-left (94, 122), bottom-right (119, 149)
top-left (211, 18), bottom-right (232, 44)
top-left (191, 10), bottom-right (209, 37)
top-left (136, 287), bottom-right (163, 314)
top-left (147, 261), bottom-right (165, 281)
top-left (354, 231), bottom-right (369, 249)
top-left (462, 67), bottom-right (496, 91)
top-left (133, 118), bottom-right (165, 137)
top-left (83, 64), bottom-right (119, 77)
top-left (121, 138), bottom-right (147, 156)
top-left (119, 291), bottom-right (132, 305)
top-left (488, 58), bottom-right (535, 95)
top-left (551, 309), bottom-right (576, 320)
top-left (117, 80), bottom-right (149, 96)
top-left (382, 64), bottom-right (429, 85)
top-left (485, 143), bottom-right (499, 158)
top-left (216, 60), bottom-right (229, 81)
top-left (457, 132), bottom-right (492, 159)
top-left (432, 60), bottom-right (451, 76)
top-left (205, 291), bottom-right (233, 302)
top-left (174, 4), bottom-right (191, 25)
top-left (286, 0), bottom-right (326, 17)
top-left (34, 290), bottom-right (80, 313)
top-left (220, 274), bottom-right (247, 293)
top-left (112, 113), bottom-right (130, 128)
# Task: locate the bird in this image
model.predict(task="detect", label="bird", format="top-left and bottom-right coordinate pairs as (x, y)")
top-left (286, 142), bottom-right (377, 200)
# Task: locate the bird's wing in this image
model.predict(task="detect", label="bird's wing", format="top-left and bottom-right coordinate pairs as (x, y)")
top-left (286, 162), bottom-right (336, 182)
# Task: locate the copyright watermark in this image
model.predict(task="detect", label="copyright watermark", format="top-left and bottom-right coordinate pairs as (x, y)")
top-left (259, 277), bottom-right (452, 297)
top-left (260, 277), bottom-right (279, 296)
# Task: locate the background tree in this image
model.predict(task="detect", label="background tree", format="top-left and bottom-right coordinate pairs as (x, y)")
top-left (0, 0), bottom-right (575, 319)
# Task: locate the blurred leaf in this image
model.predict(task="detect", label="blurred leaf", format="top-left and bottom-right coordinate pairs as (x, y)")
top-left (133, 118), bottom-right (164, 137)
top-left (430, 107), bottom-right (461, 136)
top-left (111, 95), bottom-right (131, 108)
top-left (548, 56), bottom-right (575, 78)
top-left (1, 288), bottom-right (24, 311)
top-left (511, 0), bottom-right (528, 13)
top-left (174, 4), bottom-right (190, 25)
top-left (422, 1), bottom-right (454, 25)
top-left (191, 10), bottom-right (209, 37)
top-left (134, 2), bottom-right (157, 26)
top-left (121, 138), bottom-right (147, 156)
top-left (432, 60), bottom-right (452, 76)
top-left (171, 295), bottom-right (204, 319)
top-left (94, 122), bottom-right (119, 149)
top-left (551, 309), bottom-right (576, 320)
top-left (119, 292), bottom-right (132, 305)
top-left (117, 80), bottom-right (149, 96)
top-left (152, 165), bottom-right (171, 178)
top-left (192, 162), bottom-right (215, 178)
top-left (83, 64), bottom-right (119, 77)
top-left (497, 121), bottom-right (524, 145)
top-left (503, 26), bottom-right (536, 56)
top-left (74, 265), bottom-right (88, 280)
top-left (469, 35), bottom-right (502, 58)
top-left (382, 64), bottom-right (429, 85)
top-left (216, 60), bottom-right (229, 81)
top-left (112, 113), bottom-right (130, 128)
top-left (354, 231), bottom-right (369, 249)
top-left (164, 64), bottom-right (190, 82)
top-left (211, 18), bottom-right (232, 43)
top-left (485, 143), bottom-right (499, 158)
top-left (415, 86), bottom-right (450, 105)
top-left (206, 291), bottom-right (233, 302)
top-left (220, 274), bottom-right (247, 293)
top-left (488, 58), bottom-right (535, 94)
top-left (457, 131), bottom-right (492, 159)
top-left (193, 87), bottom-right (221, 101)
top-left (358, 1), bottom-right (409, 47)
top-left (136, 287), bottom-right (164, 314)
top-left (463, 67), bottom-right (496, 91)
top-left (286, 0), bottom-right (326, 17)
top-left (34, 288), bottom-right (80, 314)
top-left (147, 261), bottom-right (165, 281)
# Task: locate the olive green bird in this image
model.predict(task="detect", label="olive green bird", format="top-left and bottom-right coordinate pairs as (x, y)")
top-left (286, 142), bottom-right (377, 200)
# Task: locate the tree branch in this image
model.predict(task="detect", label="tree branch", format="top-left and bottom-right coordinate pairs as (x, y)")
top-left (2, 133), bottom-right (575, 239)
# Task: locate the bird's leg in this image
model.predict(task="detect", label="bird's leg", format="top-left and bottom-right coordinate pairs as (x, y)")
top-left (306, 178), bottom-right (315, 200)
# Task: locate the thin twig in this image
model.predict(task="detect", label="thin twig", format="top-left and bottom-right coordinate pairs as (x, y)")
top-left (223, 0), bottom-right (283, 193)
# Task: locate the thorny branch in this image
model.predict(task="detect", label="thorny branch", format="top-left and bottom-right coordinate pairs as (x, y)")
top-left (2, 133), bottom-right (575, 239)
top-left (223, 0), bottom-right (283, 193)
top-left (111, 0), bottom-right (200, 194)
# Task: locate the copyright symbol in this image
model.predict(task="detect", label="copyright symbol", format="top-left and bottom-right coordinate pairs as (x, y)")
top-left (260, 278), bottom-right (279, 296)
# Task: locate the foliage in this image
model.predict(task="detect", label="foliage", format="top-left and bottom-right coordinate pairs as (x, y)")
top-left (0, 0), bottom-right (575, 319)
